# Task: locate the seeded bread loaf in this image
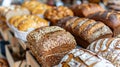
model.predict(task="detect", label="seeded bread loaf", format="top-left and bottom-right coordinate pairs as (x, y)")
top-left (57, 48), bottom-right (114, 67)
top-left (27, 26), bottom-right (76, 67)
top-left (57, 17), bottom-right (112, 48)
top-left (88, 11), bottom-right (120, 36)
top-left (70, 3), bottom-right (105, 17)
top-left (87, 38), bottom-right (120, 67)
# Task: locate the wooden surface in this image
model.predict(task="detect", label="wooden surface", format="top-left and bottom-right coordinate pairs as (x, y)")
top-left (5, 45), bottom-right (27, 67)
top-left (26, 51), bottom-right (40, 67)
top-left (17, 38), bottom-right (27, 50)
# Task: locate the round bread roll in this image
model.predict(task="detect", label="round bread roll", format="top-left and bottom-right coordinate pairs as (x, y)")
top-left (27, 26), bottom-right (76, 67)
top-left (0, 58), bottom-right (8, 67)
top-left (44, 6), bottom-right (74, 25)
top-left (57, 48), bottom-right (114, 67)
top-left (87, 38), bottom-right (120, 67)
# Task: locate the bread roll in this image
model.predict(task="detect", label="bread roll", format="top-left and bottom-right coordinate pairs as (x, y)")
top-left (87, 38), bottom-right (120, 67)
top-left (57, 16), bottom-right (112, 48)
top-left (0, 58), bottom-right (8, 67)
top-left (44, 6), bottom-right (74, 25)
top-left (27, 26), bottom-right (76, 67)
top-left (57, 48), bottom-right (114, 67)
top-left (88, 11), bottom-right (120, 36)
top-left (70, 3), bottom-right (105, 17)
top-left (9, 15), bottom-right (49, 31)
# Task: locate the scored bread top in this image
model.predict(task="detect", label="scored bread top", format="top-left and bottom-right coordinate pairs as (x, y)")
top-left (57, 17), bottom-right (112, 43)
top-left (87, 38), bottom-right (120, 67)
top-left (58, 48), bottom-right (114, 67)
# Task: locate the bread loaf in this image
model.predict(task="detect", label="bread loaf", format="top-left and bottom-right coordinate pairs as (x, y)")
top-left (106, 0), bottom-right (120, 11)
top-left (88, 11), bottom-right (120, 36)
top-left (22, 1), bottom-right (51, 15)
top-left (57, 48), bottom-right (114, 67)
top-left (57, 17), bottom-right (112, 48)
top-left (87, 38), bottom-right (120, 67)
top-left (44, 6), bottom-right (74, 25)
top-left (27, 26), bottom-right (76, 67)
top-left (70, 3), bottom-right (105, 17)
top-left (9, 15), bottom-right (49, 31)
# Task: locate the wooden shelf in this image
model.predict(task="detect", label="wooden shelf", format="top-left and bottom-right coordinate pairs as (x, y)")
top-left (26, 51), bottom-right (40, 67)
top-left (5, 45), bottom-right (26, 67)
top-left (17, 39), bottom-right (27, 50)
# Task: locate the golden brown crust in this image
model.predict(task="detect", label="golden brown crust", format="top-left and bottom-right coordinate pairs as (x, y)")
top-left (70, 3), bottom-right (105, 17)
top-left (44, 6), bottom-right (74, 25)
top-left (9, 15), bottom-right (49, 31)
top-left (22, 1), bottom-right (51, 15)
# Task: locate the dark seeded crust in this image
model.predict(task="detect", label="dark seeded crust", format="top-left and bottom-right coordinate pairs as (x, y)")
top-left (27, 26), bottom-right (76, 67)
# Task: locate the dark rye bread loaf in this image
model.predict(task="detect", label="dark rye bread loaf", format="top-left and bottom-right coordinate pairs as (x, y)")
top-left (27, 26), bottom-right (76, 67)
top-left (57, 48), bottom-right (114, 67)
top-left (70, 3), bottom-right (105, 17)
top-left (57, 17), bottom-right (112, 48)
top-left (87, 38), bottom-right (120, 67)
top-left (88, 11), bottom-right (120, 36)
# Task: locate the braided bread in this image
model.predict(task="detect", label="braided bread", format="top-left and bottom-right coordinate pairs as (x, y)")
top-left (57, 17), bottom-right (112, 48)
top-left (57, 48), bottom-right (114, 67)
top-left (88, 11), bottom-right (120, 36)
top-left (27, 26), bottom-right (76, 67)
top-left (87, 38), bottom-right (120, 67)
